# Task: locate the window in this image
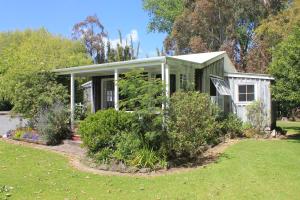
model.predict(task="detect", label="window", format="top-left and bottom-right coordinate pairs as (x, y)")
top-left (238, 85), bottom-right (255, 102)
top-left (180, 74), bottom-right (187, 89)
top-left (210, 77), bottom-right (231, 96)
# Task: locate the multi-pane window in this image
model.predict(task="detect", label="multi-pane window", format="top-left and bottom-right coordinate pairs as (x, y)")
top-left (180, 74), bottom-right (187, 89)
top-left (238, 85), bottom-right (255, 102)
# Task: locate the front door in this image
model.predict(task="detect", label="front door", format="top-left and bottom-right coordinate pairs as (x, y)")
top-left (101, 79), bottom-right (114, 109)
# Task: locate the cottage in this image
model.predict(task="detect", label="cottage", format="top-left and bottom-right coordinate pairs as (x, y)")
top-left (54, 51), bottom-right (275, 129)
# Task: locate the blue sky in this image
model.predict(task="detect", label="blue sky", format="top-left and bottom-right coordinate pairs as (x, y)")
top-left (0, 0), bottom-right (166, 57)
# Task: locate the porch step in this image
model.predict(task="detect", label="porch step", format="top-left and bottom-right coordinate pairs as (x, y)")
top-left (72, 134), bottom-right (81, 141)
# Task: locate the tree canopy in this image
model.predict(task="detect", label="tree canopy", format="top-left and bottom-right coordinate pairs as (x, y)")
top-left (144, 0), bottom-right (290, 72)
top-left (0, 29), bottom-right (92, 116)
top-left (142, 0), bottom-right (185, 33)
top-left (269, 26), bottom-right (300, 117)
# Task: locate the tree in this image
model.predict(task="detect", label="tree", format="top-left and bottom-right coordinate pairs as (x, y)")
top-left (167, 0), bottom-right (287, 71)
top-left (269, 26), bottom-right (300, 118)
top-left (247, 1), bottom-right (300, 73)
top-left (0, 29), bottom-right (92, 116)
top-left (72, 15), bottom-right (107, 64)
top-left (143, 0), bottom-right (185, 33)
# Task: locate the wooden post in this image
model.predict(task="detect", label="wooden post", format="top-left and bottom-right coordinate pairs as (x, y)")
top-left (161, 63), bottom-right (166, 110)
top-left (114, 69), bottom-right (119, 111)
top-left (165, 63), bottom-right (170, 98)
top-left (70, 73), bottom-right (75, 130)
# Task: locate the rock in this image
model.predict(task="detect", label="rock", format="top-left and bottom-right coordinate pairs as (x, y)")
top-left (98, 164), bottom-right (109, 171)
top-left (271, 129), bottom-right (277, 138)
top-left (139, 168), bottom-right (151, 173)
top-left (126, 166), bottom-right (139, 173)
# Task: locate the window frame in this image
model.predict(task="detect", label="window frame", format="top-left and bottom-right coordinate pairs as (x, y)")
top-left (236, 83), bottom-right (257, 104)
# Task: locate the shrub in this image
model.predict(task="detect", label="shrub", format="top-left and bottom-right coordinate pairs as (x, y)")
top-left (167, 91), bottom-right (219, 158)
top-left (36, 102), bottom-right (71, 145)
top-left (246, 100), bottom-right (268, 131)
top-left (129, 148), bottom-right (162, 169)
top-left (218, 113), bottom-right (244, 138)
top-left (78, 109), bottom-right (134, 154)
top-left (113, 132), bottom-right (142, 164)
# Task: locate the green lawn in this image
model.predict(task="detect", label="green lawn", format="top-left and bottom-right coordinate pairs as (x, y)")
top-left (1, 138), bottom-right (300, 200)
top-left (277, 120), bottom-right (300, 135)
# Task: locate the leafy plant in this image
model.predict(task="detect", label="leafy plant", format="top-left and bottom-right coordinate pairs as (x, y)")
top-left (167, 91), bottom-right (219, 158)
top-left (129, 148), bottom-right (161, 169)
top-left (78, 109), bottom-right (134, 154)
top-left (246, 100), bottom-right (268, 131)
top-left (218, 113), bottom-right (244, 138)
top-left (36, 102), bottom-right (71, 145)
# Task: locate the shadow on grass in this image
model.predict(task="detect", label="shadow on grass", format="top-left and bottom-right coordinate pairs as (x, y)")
top-left (285, 134), bottom-right (300, 143)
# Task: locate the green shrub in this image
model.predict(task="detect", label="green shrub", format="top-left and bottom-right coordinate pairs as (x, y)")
top-left (218, 113), bottom-right (244, 138)
top-left (78, 109), bottom-right (134, 154)
top-left (36, 102), bottom-right (71, 145)
top-left (13, 129), bottom-right (26, 139)
top-left (129, 148), bottom-right (162, 169)
top-left (167, 91), bottom-right (219, 158)
top-left (113, 132), bottom-right (142, 163)
top-left (246, 100), bottom-right (268, 131)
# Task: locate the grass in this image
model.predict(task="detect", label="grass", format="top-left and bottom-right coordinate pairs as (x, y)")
top-left (1, 137), bottom-right (300, 200)
top-left (277, 120), bottom-right (300, 135)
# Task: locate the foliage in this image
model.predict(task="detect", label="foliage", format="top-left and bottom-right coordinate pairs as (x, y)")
top-left (167, 0), bottom-right (287, 71)
top-left (142, 0), bottom-right (185, 33)
top-left (218, 113), bottom-right (244, 138)
top-left (12, 71), bottom-right (68, 119)
top-left (72, 15), bottom-right (107, 64)
top-left (73, 16), bottom-right (140, 64)
top-left (118, 69), bottom-right (165, 114)
top-left (256, 0), bottom-right (300, 48)
top-left (167, 91), bottom-right (219, 158)
top-left (246, 100), bottom-right (268, 131)
top-left (0, 29), bottom-right (92, 116)
top-left (268, 26), bottom-right (300, 118)
top-left (36, 102), bottom-right (71, 145)
top-left (251, 0), bottom-right (300, 73)
top-left (78, 109), bottom-right (133, 154)
top-left (129, 148), bottom-right (161, 169)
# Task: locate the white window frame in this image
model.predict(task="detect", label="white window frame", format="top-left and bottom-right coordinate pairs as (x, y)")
top-left (101, 78), bottom-right (114, 109)
top-left (179, 74), bottom-right (187, 89)
top-left (235, 83), bottom-right (257, 105)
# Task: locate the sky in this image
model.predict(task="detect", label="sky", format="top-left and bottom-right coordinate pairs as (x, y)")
top-left (0, 0), bottom-right (167, 58)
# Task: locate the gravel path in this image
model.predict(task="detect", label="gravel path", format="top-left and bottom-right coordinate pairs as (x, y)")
top-left (0, 114), bottom-right (27, 135)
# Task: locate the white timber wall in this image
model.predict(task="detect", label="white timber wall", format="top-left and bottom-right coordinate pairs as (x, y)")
top-left (226, 75), bottom-right (273, 129)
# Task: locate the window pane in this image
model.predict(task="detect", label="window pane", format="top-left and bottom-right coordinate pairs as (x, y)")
top-left (239, 94), bottom-right (246, 101)
top-left (239, 85), bottom-right (246, 93)
top-left (247, 94), bottom-right (255, 101)
top-left (247, 85), bottom-right (254, 93)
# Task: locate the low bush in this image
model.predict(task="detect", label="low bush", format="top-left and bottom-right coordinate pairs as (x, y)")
top-left (218, 113), bottom-right (244, 138)
top-left (36, 102), bottom-right (71, 145)
top-left (78, 109), bottom-right (134, 154)
top-left (246, 100), bottom-right (268, 131)
top-left (79, 109), bottom-right (166, 169)
top-left (167, 92), bottom-right (219, 159)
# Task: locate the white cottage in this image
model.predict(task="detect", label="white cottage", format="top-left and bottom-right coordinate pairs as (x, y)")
top-left (54, 51), bottom-right (276, 129)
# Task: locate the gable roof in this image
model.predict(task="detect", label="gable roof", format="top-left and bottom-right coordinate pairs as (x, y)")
top-left (53, 51), bottom-right (237, 75)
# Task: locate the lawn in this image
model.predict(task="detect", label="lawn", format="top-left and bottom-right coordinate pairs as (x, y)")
top-left (1, 137), bottom-right (300, 200)
top-left (277, 120), bottom-right (300, 135)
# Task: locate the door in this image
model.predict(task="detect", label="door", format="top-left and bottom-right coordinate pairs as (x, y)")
top-left (101, 79), bottom-right (114, 109)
